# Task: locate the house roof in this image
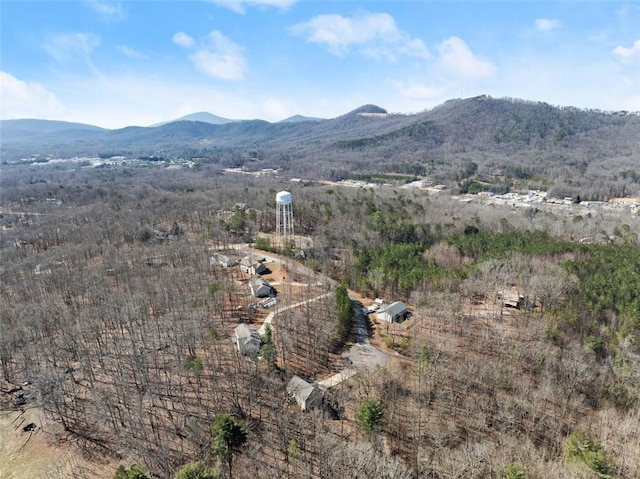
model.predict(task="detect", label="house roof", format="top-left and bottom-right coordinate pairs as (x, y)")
top-left (212, 253), bottom-right (236, 266)
top-left (249, 278), bottom-right (272, 297)
top-left (287, 375), bottom-right (318, 403)
top-left (240, 257), bottom-right (267, 275)
top-left (235, 323), bottom-right (254, 339)
top-left (249, 278), bottom-right (270, 288)
top-left (378, 301), bottom-right (407, 317)
top-left (240, 256), bottom-right (263, 267)
top-left (234, 323), bottom-right (261, 354)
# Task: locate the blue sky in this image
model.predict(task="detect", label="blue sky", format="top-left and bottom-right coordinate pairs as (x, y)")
top-left (1, 0), bottom-right (639, 128)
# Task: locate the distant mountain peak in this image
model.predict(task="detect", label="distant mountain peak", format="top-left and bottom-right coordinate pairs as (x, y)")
top-left (151, 112), bottom-right (234, 127)
top-left (1, 118), bottom-right (105, 132)
top-left (350, 104), bottom-right (388, 115)
top-left (279, 114), bottom-right (324, 123)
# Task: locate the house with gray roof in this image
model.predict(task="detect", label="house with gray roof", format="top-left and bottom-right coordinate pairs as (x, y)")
top-left (210, 253), bottom-right (237, 268)
top-left (376, 301), bottom-right (408, 323)
top-left (239, 256), bottom-right (268, 275)
top-left (249, 278), bottom-right (273, 298)
top-left (287, 375), bottom-right (324, 412)
top-left (234, 323), bottom-right (261, 356)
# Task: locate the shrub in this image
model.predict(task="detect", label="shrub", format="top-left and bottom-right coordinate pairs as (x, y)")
top-left (182, 355), bottom-right (203, 375)
top-left (113, 464), bottom-right (150, 479)
top-left (563, 431), bottom-right (613, 478)
top-left (384, 335), bottom-right (395, 349)
top-left (254, 237), bottom-right (273, 251)
top-left (494, 463), bottom-right (528, 479)
top-left (543, 322), bottom-right (558, 343)
top-left (287, 439), bottom-right (299, 460)
top-left (174, 462), bottom-right (219, 479)
top-left (584, 335), bottom-right (605, 356)
top-left (137, 228), bottom-right (152, 243)
top-left (355, 396), bottom-right (383, 437)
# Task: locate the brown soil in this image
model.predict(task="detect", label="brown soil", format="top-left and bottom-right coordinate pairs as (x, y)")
top-left (0, 406), bottom-right (117, 479)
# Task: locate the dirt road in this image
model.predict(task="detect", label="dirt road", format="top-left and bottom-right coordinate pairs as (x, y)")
top-left (341, 298), bottom-right (389, 370)
top-left (235, 244), bottom-right (390, 381)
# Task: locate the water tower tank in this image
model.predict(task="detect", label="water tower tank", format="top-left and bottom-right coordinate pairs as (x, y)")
top-left (275, 191), bottom-right (294, 248)
top-left (276, 191), bottom-right (292, 205)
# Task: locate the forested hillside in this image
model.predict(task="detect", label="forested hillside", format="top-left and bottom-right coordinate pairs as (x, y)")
top-left (1, 162), bottom-right (639, 478)
top-left (2, 96), bottom-right (639, 200)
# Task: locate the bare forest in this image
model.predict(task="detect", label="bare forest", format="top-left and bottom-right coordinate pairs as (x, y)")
top-left (1, 160), bottom-right (640, 479)
top-left (3, 96), bottom-right (640, 203)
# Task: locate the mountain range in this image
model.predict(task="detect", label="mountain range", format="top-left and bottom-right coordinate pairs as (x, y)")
top-left (150, 112), bottom-right (237, 127)
top-left (2, 110), bottom-right (325, 134)
top-left (2, 96), bottom-right (639, 199)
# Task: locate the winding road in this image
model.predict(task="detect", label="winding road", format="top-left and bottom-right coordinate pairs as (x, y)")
top-left (234, 245), bottom-right (390, 386)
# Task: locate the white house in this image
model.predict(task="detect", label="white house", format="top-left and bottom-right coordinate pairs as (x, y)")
top-left (234, 323), bottom-right (261, 356)
top-left (287, 375), bottom-right (324, 412)
top-left (249, 278), bottom-right (273, 298)
top-left (377, 301), bottom-right (408, 323)
top-left (239, 256), bottom-right (268, 275)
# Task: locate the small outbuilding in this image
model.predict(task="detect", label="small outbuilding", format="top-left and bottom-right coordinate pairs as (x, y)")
top-left (234, 323), bottom-right (261, 356)
top-left (239, 256), bottom-right (268, 275)
top-left (249, 278), bottom-right (273, 298)
top-left (211, 253), bottom-right (237, 268)
top-left (287, 375), bottom-right (324, 412)
top-left (154, 229), bottom-right (177, 241)
top-left (497, 289), bottom-right (520, 309)
top-left (377, 301), bottom-right (408, 323)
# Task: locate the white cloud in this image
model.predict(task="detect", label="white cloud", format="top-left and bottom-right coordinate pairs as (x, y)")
top-left (588, 32), bottom-right (609, 43)
top-left (489, 50), bottom-right (640, 115)
top-left (44, 33), bottom-right (100, 63)
top-left (118, 45), bottom-right (148, 59)
top-left (0, 72), bottom-right (65, 119)
top-left (437, 36), bottom-right (495, 78)
top-left (84, 1), bottom-right (125, 21)
top-left (612, 40), bottom-right (640, 61)
top-left (398, 38), bottom-right (430, 59)
top-left (625, 95), bottom-right (640, 111)
top-left (290, 12), bottom-right (396, 52)
top-left (290, 12), bottom-right (429, 60)
top-left (535, 18), bottom-right (563, 31)
top-left (615, 4), bottom-right (634, 17)
top-left (208, 0), bottom-right (296, 14)
top-left (261, 97), bottom-right (291, 120)
top-left (189, 31), bottom-right (246, 80)
top-left (31, 72), bottom-right (272, 128)
top-left (395, 81), bottom-right (444, 100)
top-left (173, 32), bottom-right (195, 49)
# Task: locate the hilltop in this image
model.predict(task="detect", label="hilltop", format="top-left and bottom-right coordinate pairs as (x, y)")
top-left (2, 96), bottom-right (639, 200)
top-left (150, 111), bottom-right (236, 127)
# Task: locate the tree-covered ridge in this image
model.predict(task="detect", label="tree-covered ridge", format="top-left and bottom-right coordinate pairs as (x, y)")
top-left (3, 96), bottom-right (640, 201)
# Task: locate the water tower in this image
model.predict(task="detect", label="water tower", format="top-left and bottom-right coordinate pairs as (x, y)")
top-left (275, 191), bottom-right (294, 248)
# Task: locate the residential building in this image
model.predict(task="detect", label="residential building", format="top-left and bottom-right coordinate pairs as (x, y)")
top-left (234, 323), bottom-right (261, 356)
top-left (377, 301), bottom-right (408, 323)
top-left (287, 375), bottom-right (323, 412)
top-left (249, 278), bottom-right (273, 298)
